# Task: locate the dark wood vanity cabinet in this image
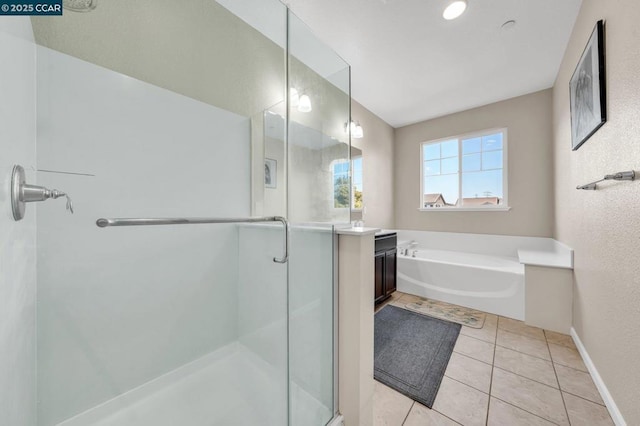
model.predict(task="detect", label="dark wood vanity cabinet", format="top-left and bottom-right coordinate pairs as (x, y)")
top-left (375, 233), bottom-right (397, 304)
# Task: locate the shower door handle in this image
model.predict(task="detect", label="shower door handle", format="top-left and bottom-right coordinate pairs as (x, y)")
top-left (96, 215), bottom-right (289, 263)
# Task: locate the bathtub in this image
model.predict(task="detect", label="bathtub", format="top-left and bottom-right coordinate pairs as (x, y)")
top-left (396, 248), bottom-right (525, 319)
top-left (391, 229), bottom-right (574, 324)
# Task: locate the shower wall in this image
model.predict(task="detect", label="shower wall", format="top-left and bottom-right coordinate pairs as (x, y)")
top-left (31, 0), bottom-right (285, 118)
top-left (25, 1), bottom-right (348, 425)
top-left (29, 1), bottom-right (289, 424)
top-left (0, 17), bottom-right (37, 426)
top-left (35, 47), bottom-right (251, 425)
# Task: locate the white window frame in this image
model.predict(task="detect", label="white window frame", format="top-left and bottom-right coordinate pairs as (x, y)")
top-left (419, 128), bottom-right (510, 212)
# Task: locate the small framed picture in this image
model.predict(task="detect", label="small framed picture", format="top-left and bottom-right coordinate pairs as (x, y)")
top-left (570, 20), bottom-right (606, 151)
top-left (265, 158), bottom-right (277, 189)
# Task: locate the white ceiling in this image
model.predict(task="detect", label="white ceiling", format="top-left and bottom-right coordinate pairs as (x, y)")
top-left (285, 0), bottom-right (582, 128)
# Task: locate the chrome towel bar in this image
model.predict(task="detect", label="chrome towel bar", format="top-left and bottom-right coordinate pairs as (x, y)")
top-left (96, 216), bottom-right (289, 263)
top-left (576, 170), bottom-right (635, 190)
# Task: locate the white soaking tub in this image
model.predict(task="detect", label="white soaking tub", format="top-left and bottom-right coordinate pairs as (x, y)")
top-left (396, 248), bottom-right (525, 320)
top-left (392, 229), bottom-right (574, 323)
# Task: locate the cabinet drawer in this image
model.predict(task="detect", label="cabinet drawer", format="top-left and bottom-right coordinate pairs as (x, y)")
top-left (375, 234), bottom-right (397, 253)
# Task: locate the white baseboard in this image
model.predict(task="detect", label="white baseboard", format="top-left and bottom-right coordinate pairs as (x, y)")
top-left (570, 327), bottom-right (626, 426)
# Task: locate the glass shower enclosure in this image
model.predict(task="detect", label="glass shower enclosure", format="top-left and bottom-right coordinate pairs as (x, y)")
top-left (2, 0), bottom-right (352, 424)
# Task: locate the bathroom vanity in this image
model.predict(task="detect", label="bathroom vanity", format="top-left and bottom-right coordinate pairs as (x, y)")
top-left (374, 232), bottom-right (397, 304)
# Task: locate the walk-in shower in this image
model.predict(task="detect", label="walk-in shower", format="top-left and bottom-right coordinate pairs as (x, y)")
top-left (0, 0), bottom-right (351, 424)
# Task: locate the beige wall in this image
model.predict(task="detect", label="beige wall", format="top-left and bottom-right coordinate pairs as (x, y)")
top-left (552, 1), bottom-right (640, 423)
top-left (393, 89), bottom-right (554, 237)
top-left (352, 101), bottom-right (395, 229)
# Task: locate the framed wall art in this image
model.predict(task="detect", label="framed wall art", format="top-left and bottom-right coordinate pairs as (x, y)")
top-left (570, 20), bottom-right (606, 151)
top-left (265, 158), bottom-right (277, 188)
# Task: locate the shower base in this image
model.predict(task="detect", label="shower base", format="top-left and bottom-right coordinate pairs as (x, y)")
top-left (57, 342), bottom-right (330, 426)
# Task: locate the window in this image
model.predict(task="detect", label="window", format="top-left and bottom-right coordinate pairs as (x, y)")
top-left (352, 156), bottom-right (363, 209)
top-left (420, 129), bottom-right (507, 210)
top-left (332, 156), bottom-right (363, 209)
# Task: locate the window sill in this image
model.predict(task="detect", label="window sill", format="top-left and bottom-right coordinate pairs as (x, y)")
top-left (418, 206), bottom-right (512, 212)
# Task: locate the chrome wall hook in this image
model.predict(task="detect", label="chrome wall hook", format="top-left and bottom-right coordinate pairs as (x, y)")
top-left (11, 164), bottom-right (74, 221)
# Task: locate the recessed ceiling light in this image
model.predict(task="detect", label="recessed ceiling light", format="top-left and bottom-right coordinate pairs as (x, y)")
top-left (443, 0), bottom-right (467, 20)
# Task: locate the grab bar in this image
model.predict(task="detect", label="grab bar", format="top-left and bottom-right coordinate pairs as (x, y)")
top-left (576, 170), bottom-right (635, 190)
top-left (96, 216), bottom-right (289, 263)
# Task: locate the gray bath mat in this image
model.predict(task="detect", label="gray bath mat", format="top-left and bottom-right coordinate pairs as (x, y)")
top-left (374, 305), bottom-right (461, 408)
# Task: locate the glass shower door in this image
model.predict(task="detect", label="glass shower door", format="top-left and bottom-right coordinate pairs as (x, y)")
top-left (32, 0), bottom-right (290, 424)
top-left (1, 1), bottom-right (353, 424)
top-left (287, 11), bottom-right (351, 426)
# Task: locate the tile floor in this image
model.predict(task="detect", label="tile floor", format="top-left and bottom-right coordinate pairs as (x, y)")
top-left (374, 292), bottom-right (615, 426)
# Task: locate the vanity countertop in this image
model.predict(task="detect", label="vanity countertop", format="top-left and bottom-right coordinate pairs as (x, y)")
top-left (336, 227), bottom-right (381, 236)
top-left (375, 229), bottom-right (397, 238)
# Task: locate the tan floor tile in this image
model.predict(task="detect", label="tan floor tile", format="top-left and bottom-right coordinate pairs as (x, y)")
top-left (487, 397), bottom-right (555, 426)
top-left (460, 323), bottom-right (497, 344)
top-left (453, 334), bottom-right (495, 364)
top-left (484, 313), bottom-right (498, 326)
top-left (549, 343), bottom-right (587, 372)
top-left (391, 291), bottom-right (406, 299)
top-left (385, 292), bottom-right (403, 305)
top-left (491, 368), bottom-right (569, 425)
top-left (544, 330), bottom-right (576, 349)
top-left (433, 377), bottom-right (489, 426)
top-left (376, 292), bottom-right (404, 312)
top-left (555, 363), bottom-right (603, 404)
top-left (493, 346), bottom-right (558, 388)
top-left (444, 352), bottom-right (492, 393)
top-left (403, 402), bottom-right (460, 426)
top-left (563, 392), bottom-right (614, 426)
top-left (373, 381), bottom-right (413, 426)
top-left (496, 329), bottom-right (551, 360)
top-left (498, 317), bottom-right (546, 341)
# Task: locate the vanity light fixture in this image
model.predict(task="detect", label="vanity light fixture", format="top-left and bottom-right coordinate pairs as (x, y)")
top-left (443, 0), bottom-right (467, 20)
top-left (345, 120), bottom-right (364, 139)
top-left (290, 88), bottom-right (299, 108)
top-left (297, 94), bottom-right (312, 113)
top-left (353, 122), bottom-right (364, 139)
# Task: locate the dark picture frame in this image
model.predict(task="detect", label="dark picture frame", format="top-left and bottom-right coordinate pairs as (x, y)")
top-left (570, 20), bottom-right (606, 151)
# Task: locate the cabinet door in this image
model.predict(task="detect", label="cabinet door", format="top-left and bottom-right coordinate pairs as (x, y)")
top-left (384, 249), bottom-right (397, 296)
top-left (374, 252), bottom-right (385, 302)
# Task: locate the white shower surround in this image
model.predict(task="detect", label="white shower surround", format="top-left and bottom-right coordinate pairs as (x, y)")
top-left (394, 230), bottom-right (573, 320)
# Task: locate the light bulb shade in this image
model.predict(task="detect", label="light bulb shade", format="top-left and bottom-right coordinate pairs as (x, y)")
top-left (298, 94), bottom-right (312, 112)
top-left (290, 88), bottom-right (299, 107)
top-left (345, 120), bottom-right (364, 138)
top-left (443, 0), bottom-right (467, 20)
top-left (354, 124), bottom-right (364, 139)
